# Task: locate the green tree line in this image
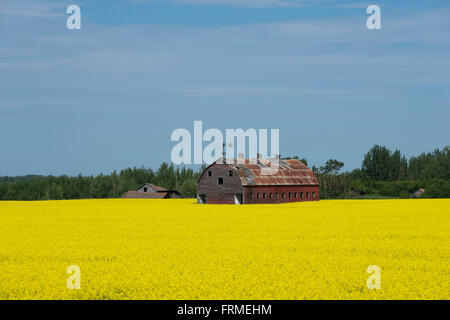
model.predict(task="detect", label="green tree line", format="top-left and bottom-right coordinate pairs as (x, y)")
top-left (312, 145), bottom-right (450, 199)
top-left (0, 145), bottom-right (449, 200)
top-left (0, 164), bottom-right (202, 200)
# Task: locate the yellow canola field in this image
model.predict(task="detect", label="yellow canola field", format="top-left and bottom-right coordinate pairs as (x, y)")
top-left (0, 199), bottom-right (448, 300)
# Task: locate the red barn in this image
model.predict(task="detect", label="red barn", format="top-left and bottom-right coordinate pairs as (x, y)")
top-left (197, 157), bottom-right (319, 204)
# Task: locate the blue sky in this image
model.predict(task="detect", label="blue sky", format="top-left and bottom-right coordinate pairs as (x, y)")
top-left (0, 0), bottom-right (449, 176)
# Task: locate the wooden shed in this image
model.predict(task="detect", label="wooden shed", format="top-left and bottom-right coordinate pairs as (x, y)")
top-left (197, 158), bottom-right (319, 204)
top-left (122, 183), bottom-right (181, 199)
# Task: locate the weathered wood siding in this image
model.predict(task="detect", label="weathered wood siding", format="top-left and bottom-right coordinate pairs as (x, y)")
top-left (136, 183), bottom-right (157, 193)
top-left (197, 163), bottom-right (243, 204)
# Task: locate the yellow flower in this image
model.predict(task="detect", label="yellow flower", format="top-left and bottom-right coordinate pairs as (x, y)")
top-left (0, 199), bottom-right (448, 299)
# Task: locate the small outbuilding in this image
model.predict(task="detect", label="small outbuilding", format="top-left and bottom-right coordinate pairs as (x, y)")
top-left (411, 188), bottom-right (426, 198)
top-left (122, 183), bottom-right (181, 199)
top-left (197, 157), bottom-right (319, 204)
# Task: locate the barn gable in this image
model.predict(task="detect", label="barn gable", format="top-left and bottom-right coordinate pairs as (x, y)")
top-left (136, 183), bottom-right (168, 193)
top-left (197, 162), bottom-right (243, 204)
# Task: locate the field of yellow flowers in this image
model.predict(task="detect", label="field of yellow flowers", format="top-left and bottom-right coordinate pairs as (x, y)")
top-left (0, 199), bottom-right (448, 299)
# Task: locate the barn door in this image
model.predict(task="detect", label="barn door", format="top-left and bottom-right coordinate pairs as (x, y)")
top-left (198, 194), bottom-right (206, 204)
top-left (234, 194), bottom-right (243, 205)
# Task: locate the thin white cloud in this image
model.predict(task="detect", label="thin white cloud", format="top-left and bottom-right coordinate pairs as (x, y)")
top-left (0, 0), bottom-right (63, 18)
top-left (326, 2), bottom-right (373, 9)
top-left (169, 0), bottom-right (374, 8)
top-left (171, 0), bottom-right (306, 8)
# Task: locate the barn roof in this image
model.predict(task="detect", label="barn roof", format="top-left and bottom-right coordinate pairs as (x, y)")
top-left (122, 191), bottom-right (169, 199)
top-left (138, 183), bottom-right (169, 192)
top-left (213, 158), bottom-right (319, 186)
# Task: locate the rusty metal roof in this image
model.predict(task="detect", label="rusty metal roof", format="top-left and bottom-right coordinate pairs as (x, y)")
top-left (146, 183), bottom-right (168, 192)
top-left (215, 158), bottom-right (319, 186)
top-left (136, 183), bottom-right (169, 192)
top-left (122, 191), bottom-right (168, 199)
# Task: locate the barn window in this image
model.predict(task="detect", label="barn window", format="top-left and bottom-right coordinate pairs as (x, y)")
top-left (269, 193), bottom-right (273, 199)
top-left (288, 192), bottom-right (291, 198)
top-left (257, 193), bottom-right (260, 199)
top-left (208, 171), bottom-right (212, 177)
top-left (294, 192), bottom-right (297, 198)
top-left (282, 193), bottom-right (285, 199)
top-left (218, 178), bottom-right (223, 185)
top-left (312, 192), bottom-right (316, 198)
top-left (263, 193), bottom-right (266, 199)
top-left (275, 193), bottom-right (278, 199)
top-left (250, 193), bottom-right (253, 199)
top-left (144, 187), bottom-right (148, 192)
top-left (229, 171), bottom-right (233, 177)
top-left (301, 192), bottom-right (304, 199)
top-left (306, 192), bottom-right (309, 198)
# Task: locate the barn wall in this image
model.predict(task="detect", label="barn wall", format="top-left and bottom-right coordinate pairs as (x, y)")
top-left (197, 163), bottom-right (243, 204)
top-left (206, 196), bottom-right (235, 204)
top-left (243, 185), bottom-right (319, 204)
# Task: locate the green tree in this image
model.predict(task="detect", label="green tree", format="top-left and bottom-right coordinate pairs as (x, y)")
top-left (362, 145), bottom-right (407, 181)
top-left (46, 183), bottom-right (64, 200)
top-left (316, 159), bottom-right (346, 198)
top-left (179, 179), bottom-right (197, 198)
